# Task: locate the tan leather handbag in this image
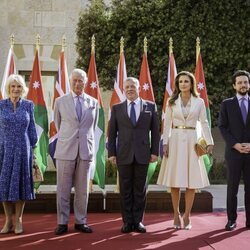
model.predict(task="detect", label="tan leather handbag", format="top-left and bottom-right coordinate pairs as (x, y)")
top-left (194, 137), bottom-right (207, 157)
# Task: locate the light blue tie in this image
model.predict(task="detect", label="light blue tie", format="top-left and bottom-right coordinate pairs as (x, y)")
top-left (130, 102), bottom-right (136, 126)
top-left (76, 96), bottom-right (82, 121)
top-left (240, 97), bottom-right (247, 124)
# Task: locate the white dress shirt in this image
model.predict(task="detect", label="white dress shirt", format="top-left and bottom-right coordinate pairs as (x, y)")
top-left (71, 91), bottom-right (88, 111)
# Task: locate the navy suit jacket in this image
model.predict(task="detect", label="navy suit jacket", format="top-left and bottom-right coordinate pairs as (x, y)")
top-left (108, 99), bottom-right (160, 165)
top-left (218, 96), bottom-right (250, 159)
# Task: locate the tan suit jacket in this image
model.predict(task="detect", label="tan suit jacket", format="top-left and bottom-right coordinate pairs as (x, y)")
top-left (54, 92), bottom-right (98, 161)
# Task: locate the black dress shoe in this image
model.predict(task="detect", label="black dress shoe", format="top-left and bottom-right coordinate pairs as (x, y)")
top-left (121, 223), bottom-right (133, 233)
top-left (55, 224), bottom-right (68, 235)
top-left (225, 221), bottom-right (236, 231)
top-left (74, 224), bottom-right (93, 233)
top-left (134, 222), bottom-right (146, 233)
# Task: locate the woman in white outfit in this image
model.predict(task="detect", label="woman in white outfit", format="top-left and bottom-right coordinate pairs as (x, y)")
top-left (157, 71), bottom-right (214, 229)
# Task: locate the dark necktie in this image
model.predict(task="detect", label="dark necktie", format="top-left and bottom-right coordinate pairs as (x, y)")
top-left (76, 96), bottom-right (82, 121)
top-left (240, 97), bottom-right (247, 124)
top-left (130, 102), bottom-right (136, 126)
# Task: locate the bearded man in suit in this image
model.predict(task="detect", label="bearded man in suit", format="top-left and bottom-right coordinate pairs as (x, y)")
top-left (219, 70), bottom-right (250, 231)
top-left (54, 68), bottom-right (98, 235)
top-left (108, 77), bottom-right (160, 233)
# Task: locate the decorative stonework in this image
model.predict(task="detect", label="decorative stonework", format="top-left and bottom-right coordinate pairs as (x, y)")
top-left (0, 0), bottom-right (88, 78)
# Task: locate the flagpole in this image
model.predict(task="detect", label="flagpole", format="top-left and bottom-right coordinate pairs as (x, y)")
top-left (196, 37), bottom-right (200, 63)
top-left (62, 35), bottom-right (66, 52)
top-left (144, 37), bottom-right (147, 55)
top-left (91, 35), bottom-right (95, 55)
top-left (36, 34), bottom-right (40, 55)
top-left (36, 34), bottom-right (40, 49)
top-left (169, 37), bottom-right (173, 56)
top-left (120, 36), bottom-right (124, 54)
top-left (114, 37), bottom-right (125, 193)
top-left (34, 33), bottom-right (41, 189)
top-left (88, 35), bottom-right (96, 192)
top-left (10, 34), bottom-right (15, 49)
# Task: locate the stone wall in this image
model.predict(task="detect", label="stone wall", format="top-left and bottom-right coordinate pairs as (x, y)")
top-left (0, 0), bottom-right (87, 76)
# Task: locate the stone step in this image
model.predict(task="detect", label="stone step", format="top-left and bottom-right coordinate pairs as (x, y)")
top-left (0, 191), bottom-right (212, 213)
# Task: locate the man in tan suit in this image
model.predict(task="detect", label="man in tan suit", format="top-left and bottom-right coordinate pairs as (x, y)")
top-left (54, 68), bottom-right (98, 235)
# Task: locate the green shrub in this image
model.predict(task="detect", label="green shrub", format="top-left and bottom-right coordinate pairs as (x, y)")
top-left (208, 160), bottom-right (227, 184)
top-left (42, 158), bottom-right (229, 185)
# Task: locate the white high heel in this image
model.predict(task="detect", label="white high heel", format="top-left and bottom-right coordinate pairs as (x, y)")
top-left (184, 223), bottom-right (192, 230)
top-left (183, 215), bottom-right (192, 230)
top-left (173, 214), bottom-right (181, 229)
top-left (0, 222), bottom-right (13, 234)
top-left (173, 224), bottom-right (181, 229)
top-left (14, 221), bottom-right (23, 234)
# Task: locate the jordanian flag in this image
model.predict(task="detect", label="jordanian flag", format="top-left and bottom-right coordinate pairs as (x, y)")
top-left (195, 53), bottom-right (211, 126)
top-left (27, 49), bottom-right (49, 188)
top-left (138, 51), bottom-right (157, 183)
top-left (195, 52), bottom-right (212, 173)
top-left (85, 51), bottom-right (105, 189)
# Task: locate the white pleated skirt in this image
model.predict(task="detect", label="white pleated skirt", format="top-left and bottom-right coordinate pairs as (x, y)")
top-left (157, 129), bottom-right (209, 189)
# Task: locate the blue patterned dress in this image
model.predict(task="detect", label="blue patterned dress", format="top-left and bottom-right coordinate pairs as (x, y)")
top-left (0, 98), bottom-right (38, 201)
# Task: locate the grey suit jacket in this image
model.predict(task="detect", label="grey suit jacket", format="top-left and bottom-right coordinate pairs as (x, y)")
top-left (54, 92), bottom-right (98, 161)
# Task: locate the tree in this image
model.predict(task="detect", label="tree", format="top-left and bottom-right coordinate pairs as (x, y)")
top-left (76, 0), bottom-right (250, 126)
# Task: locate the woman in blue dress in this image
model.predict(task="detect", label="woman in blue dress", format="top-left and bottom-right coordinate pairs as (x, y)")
top-left (0, 74), bottom-right (37, 234)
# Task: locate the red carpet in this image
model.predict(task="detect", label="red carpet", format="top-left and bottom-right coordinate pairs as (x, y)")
top-left (0, 212), bottom-right (249, 250)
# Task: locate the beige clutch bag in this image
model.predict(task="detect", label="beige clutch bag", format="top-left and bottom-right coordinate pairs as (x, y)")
top-left (194, 137), bottom-right (207, 157)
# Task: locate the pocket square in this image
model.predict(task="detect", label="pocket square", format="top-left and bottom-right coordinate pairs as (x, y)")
top-left (144, 110), bottom-right (152, 114)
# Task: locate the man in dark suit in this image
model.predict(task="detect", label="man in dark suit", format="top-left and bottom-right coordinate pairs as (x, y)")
top-left (108, 77), bottom-right (160, 233)
top-left (219, 70), bottom-right (250, 231)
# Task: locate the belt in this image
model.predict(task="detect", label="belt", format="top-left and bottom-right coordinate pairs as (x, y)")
top-left (174, 126), bottom-right (195, 130)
